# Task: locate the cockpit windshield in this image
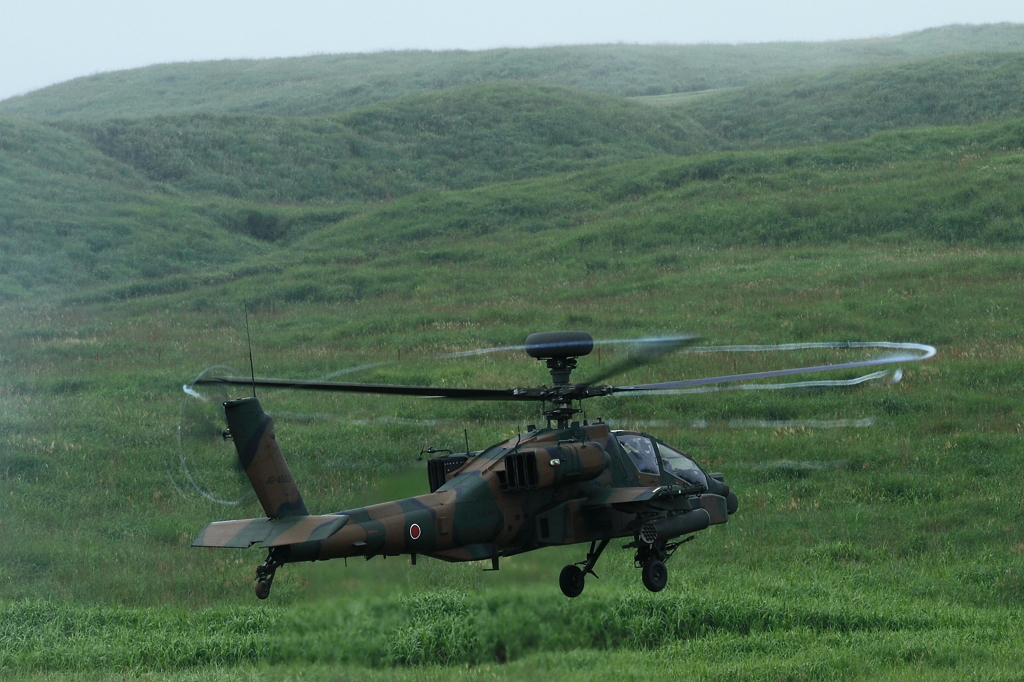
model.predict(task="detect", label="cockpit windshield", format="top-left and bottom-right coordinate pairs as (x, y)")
top-left (616, 434), bottom-right (659, 475)
top-left (657, 442), bottom-right (707, 487)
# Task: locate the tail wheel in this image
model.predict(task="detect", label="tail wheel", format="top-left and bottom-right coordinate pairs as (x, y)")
top-left (641, 559), bottom-right (668, 592)
top-left (254, 551), bottom-right (280, 600)
top-left (559, 564), bottom-right (585, 598)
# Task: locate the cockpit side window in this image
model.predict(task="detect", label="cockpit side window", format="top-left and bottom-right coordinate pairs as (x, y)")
top-left (656, 442), bottom-right (708, 487)
top-left (616, 434), bottom-right (659, 475)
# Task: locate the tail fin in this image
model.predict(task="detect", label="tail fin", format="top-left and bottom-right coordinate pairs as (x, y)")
top-left (225, 397), bottom-right (308, 519)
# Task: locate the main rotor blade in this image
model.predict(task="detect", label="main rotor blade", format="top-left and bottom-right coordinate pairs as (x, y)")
top-left (618, 369), bottom-right (894, 395)
top-left (192, 333), bottom-right (699, 402)
top-left (193, 376), bottom-right (526, 400)
top-left (581, 335), bottom-right (699, 386)
top-left (612, 342), bottom-right (935, 393)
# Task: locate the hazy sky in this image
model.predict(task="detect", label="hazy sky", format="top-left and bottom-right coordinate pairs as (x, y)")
top-left (3, 0), bottom-right (1023, 102)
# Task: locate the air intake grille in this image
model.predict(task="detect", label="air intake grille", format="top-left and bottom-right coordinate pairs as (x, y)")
top-left (427, 455), bottom-right (468, 493)
top-left (502, 452), bottom-right (538, 490)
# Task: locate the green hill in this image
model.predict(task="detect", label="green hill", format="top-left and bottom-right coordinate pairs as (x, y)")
top-left (0, 117), bottom-right (305, 300)
top-left (4, 23), bottom-right (1024, 120)
top-left (676, 52), bottom-right (1024, 148)
top-left (62, 84), bottom-right (712, 203)
top-left (55, 117), bottom-right (1024, 310)
top-left (0, 83), bottom-right (713, 299)
top-left (5, 109), bottom-right (1024, 304)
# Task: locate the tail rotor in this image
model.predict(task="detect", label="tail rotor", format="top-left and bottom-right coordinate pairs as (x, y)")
top-left (174, 365), bottom-right (254, 505)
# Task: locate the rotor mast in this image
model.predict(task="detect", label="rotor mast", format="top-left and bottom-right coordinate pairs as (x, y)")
top-left (526, 332), bottom-right (594, 429)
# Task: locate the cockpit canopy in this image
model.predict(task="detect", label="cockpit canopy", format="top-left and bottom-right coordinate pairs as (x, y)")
top-left (614, 432), bottom-right (708, 488)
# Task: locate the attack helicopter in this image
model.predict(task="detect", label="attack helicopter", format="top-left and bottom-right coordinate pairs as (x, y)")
top-left (188, 332), bottom-right (935, 599)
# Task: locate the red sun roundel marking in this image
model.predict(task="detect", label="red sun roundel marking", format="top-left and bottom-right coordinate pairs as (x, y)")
top-left (409, 523), bottom-right (421, 540)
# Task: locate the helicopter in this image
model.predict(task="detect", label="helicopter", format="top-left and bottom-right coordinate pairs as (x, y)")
top-left (189, 331), bottom-right (935, 599)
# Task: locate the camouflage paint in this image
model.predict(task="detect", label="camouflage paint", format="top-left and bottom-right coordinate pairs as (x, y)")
top-left (194, 398), bottom-right (736, 584)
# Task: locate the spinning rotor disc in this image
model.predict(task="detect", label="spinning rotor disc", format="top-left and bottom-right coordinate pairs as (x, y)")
top-left (174, 365), bottom-right (253, 505)
top-left (193, 336), bottom-right (934, 407)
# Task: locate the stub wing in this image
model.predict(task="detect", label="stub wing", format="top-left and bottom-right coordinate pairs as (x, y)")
top-left (585, 485), bottom-right (731, 532)
top-left (585, 485), bottom-right (704, 513)
top-left (192, 514), bottom-right (349, 549)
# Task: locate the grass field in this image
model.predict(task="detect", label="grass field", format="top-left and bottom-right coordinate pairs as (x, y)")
top-left (4, 243), bottom-right (1023, 680)
top-left (3, 24), bottom-right (1024, 681)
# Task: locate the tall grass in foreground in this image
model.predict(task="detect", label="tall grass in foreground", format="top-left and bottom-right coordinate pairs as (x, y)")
top-left (0, 601), bottom-right (272, 672)
top-left (3, 576), bottom-right (1018, 675)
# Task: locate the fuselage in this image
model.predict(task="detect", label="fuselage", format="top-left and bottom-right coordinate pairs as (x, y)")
top-left (310, 421), bottom-right (729, 564)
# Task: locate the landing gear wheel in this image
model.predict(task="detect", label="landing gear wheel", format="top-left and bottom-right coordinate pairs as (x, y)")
top-left (559, 564), bottom-right (585, 598)
top-left (255, 579), bottom-right (272, 600)
top-left (641, 559), bottom-right (668, 592)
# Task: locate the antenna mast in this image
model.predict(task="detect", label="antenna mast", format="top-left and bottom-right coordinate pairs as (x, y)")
top-left (244, 304), bottom-right (256, 398)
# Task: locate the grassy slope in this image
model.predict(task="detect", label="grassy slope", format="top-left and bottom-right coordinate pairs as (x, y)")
top-left (0, 84), bottom-right (712, 300)
top-left (6, 71), bottom-right (1024, 302)
top-left (65, 47), bottom-right (1024, 209)
top-left (2, 23), bottom-right (1024, 119)
top-left (6, 31), bottom-right (1024, 304)
top-left (64, 117), bottom-right (1024, 310)
top-left (677, 52), bottom-right (1024, 148)
top-left (0, 117), bottom-right (289, 300)
top-left (62, 84), bottom-right (712, 203)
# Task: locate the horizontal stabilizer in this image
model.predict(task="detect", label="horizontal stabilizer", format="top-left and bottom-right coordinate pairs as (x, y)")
top-left (192, 514), bottom-right (349, 549)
